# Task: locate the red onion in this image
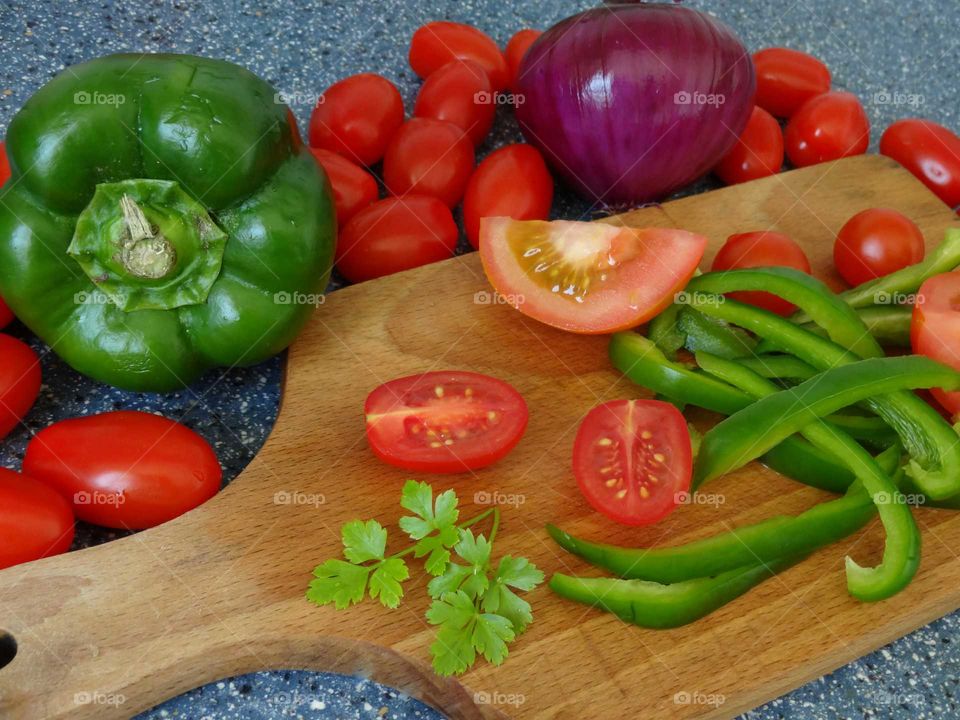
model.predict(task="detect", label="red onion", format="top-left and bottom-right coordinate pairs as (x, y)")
top-left (515, 3), bottom-right (755, 206)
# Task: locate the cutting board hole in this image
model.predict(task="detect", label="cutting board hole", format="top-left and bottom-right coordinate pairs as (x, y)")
top-left (0, 632), bottom-right (17, 670)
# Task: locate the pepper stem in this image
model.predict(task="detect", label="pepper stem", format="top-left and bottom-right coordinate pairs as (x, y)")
top-left (118, 194), bottom-right (177, 280)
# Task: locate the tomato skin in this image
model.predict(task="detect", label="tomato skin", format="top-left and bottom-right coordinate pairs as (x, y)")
top-left (383, 118), bottom-right (475, 207)
top-left (365, 370), bottom-right (528, 473)
top-left (23, 411), bottom-right (222, 530)
top-left (0, 334), bottom-right (40, 440)
top-left (911, 271), bottom-right (960, 417)
top-left (752, 48), bottom-right (831, 118)
top-left (464, 144), bottom-right (553, 249)
top-left (881, 119), bottom-right (960, 209)
top-left (0, 296), bottom-right (13, 329)
top-left (714, 106), bottom-right (784, 185)
top-left (785, 92), bottom-right (869, 168)
top-left (409, 22), bottom-right (510, 91)
top-left (414, 60), bottom-right (495, 147)
top-left (504, 29), bottom-right (542, 90)
top-left (573, 399), bottom-right (691, 527)
top-left (711, 231), bottom-right (812, 316)
top-left (0, 468), bottom-right (74, 570)
top-left (336, 196), bottom-right (458, 283)
top-left (308, 73), bottom-right (405, 166)
top-left (834, 208), bottom-right (925, 287)
top-left (0, 141), bottom-right (10, 186)
top-left (309, 148), bottom-right (378, 226)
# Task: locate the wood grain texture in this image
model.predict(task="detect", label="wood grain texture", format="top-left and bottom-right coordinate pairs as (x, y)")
top-left (2, 155), bottom-right (959, 720)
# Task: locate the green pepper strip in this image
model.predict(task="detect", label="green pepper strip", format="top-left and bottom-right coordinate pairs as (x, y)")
top-left (549, 555), bottom-right (803, 629)
top-left (682, 290), bottom-right (960, 500)
top-left (676, 307), bottom-right (757, 359)
top-left (737, 354), bottom-right (817, 380)
top-left (759, 304), bottom-right (914, 353)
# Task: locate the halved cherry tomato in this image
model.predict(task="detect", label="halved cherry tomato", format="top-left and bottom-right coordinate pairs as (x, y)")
top-left (911, 271), bottom-right (960, 417)
top-left (0, 468), bottom-right (74, 570)
top-left (383, 118), bottom-right (475, 207)
top-left (711, 231), bottom-right (812, 316)
top-left (0, 141), bottom-right (10, 186)
top-left (785, 91), bottom-right (869, 168)
top-left (308, 73), bottom-right (405, 166)
top-left (409, 22), bottom-right (510, 91)
top-left (573, 399), bottom-right (691, 526)
top-left (0, 334), bottom-right (40, 440)
top-left (504, 29), bottom-right (542, 90)
top-left (0, 297), bottom-right (13, 329)
top-left (881, 119), bottom-right (960, 209)
top-left (752, 48), bottom-right (831, 118)
top-left (713, 106), bottom-right (784, 185)
top-left (479, 217), bottom-right (707, 334)
top-left (365, 370), bottom-right (528, 473)
top-left (336, 196), bottom-right (458, 283)
top-left (414, 60), bottom-right (495, 147)
top-left (309, 148), bottom-right (378, 225)
top-left (834, 208), bottom-right (925, 287)
top-left (23, 411), bottom-right (222, 530)
top-left (463, 144), bottom-right (553, 249)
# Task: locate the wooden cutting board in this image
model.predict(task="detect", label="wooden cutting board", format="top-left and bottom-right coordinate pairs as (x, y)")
top-left (2, 154), bottom-right (959, 720)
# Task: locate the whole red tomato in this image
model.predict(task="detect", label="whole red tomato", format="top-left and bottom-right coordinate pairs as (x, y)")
top-left (463, 144), bottom-right (553, 249)
top-left (336, 196), bottom-right (458, 283)
top-left (785, 92), bottom-right (869, 167)
top-left (0, 468), bottom-right (74, 570)
top-left (308, 74), bottom-right (405, 166)
top-left (409, 22), bottom-right (510, 91)
top-left (711, 231), bottom-right (812, 315)
top-left (714, 106), bottom-right (784, 185)
top-left (834, 208), bottom-right (925, 287)
top-left (309, 148), bottom-right (378, 226)
top-left (0, 141), bottom-right (10, 186)
top-left (504, 29), bottom-right (542, 90)
top-left (752, 48), bottom-right (831, 118)
top-left (0, 334), bottom-right (40, 440)
top-left (413, 60), bottom-right (495, 146)
top-left (0, 297), bottom-right (13, 329)
top-left (23, 411), bottom-right (222, 530)
top-left (383, 119), bottom-right (475, 207)
top-left (881, 119), bottom-right (960, 209)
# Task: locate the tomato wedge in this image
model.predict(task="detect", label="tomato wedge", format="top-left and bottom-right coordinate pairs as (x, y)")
top-left (573, 399), bottom-right (692, 526)
top-left (479, 217), bottom-right (707, 334)
top-left (911, 271), bottom-right (960, 418)
top-left (365, 371), bottom-right (528, 473)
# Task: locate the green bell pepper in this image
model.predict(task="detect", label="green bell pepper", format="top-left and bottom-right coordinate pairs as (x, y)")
top-left (0, 54), bottom-right (336, 391)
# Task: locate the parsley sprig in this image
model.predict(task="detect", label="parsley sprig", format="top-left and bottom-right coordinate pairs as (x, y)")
top-left (306, 480), bottom-right (543, 676)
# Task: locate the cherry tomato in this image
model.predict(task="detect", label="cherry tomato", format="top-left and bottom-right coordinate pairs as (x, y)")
top-left (752, 48), bottom-right (831, 119)
top-left (573, 399), bottom-right (691, 526)
top-left (480, 218), bottom-right (706, 334)
top-left (711, 231), bottom-right (812, 316)
top-left (23, 411), bottom-right (222, 530)
top-left (834, 208), bottom-right (925, 287)
top-left (308, 73), bottom-right (405, 166)
top-left (309, 148), bottom-right (378, 226)
top-left (383, 118), bottom-right (475, 207)
top-left (504, 29), bottom-right (542, 90)
top-left (881, 119), bottom-right (960, 209)
top-left (713, 106), bottom-right (784, 185)
top-left (0, 141), bottom-right (10, 186)
top-left (463, 144), bottom-right (553, 249)
top-left (336, 196), bottom-right (458, 283)
top-left (0, 297), bottom-right (13, 329)
top-left (409, 22), bottom-right (510, 91)
top-left (365, 370), bottom-right (528, 473)
top-left (912, 271), bottom-right (960, 417)
top-left (785, 92), bottom-right (869, 168)
top-left (413, 60), bottom-right (495, 147)
top-left (0, 334), bottom-right (40, 440)
top-left (0, 468), bottom-right (74, 570)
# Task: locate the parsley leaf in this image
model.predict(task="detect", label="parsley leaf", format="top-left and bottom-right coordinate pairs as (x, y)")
top-left (369, 557), bottom-right (409, 609)
top-left (307, 559), bottom-right (370, 609)
top-left (399, 481), bottom-right (461, 576)
top-left (481, 557), bottom-right (544, 633)
top-left (341, 519), bottom-right (387, 563)
top-left (472, 613), bottom-right (515, 666)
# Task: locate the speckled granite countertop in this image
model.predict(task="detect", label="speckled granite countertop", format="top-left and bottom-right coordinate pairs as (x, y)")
top-left (1, 1), bottom-right (959, 718)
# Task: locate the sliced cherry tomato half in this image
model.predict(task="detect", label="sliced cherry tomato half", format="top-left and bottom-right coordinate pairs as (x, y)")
top-left (881, 119), bottom-right (960, 209)
top-left (365, 371), bottom-right (528, 473)
top-left (409, 22), bottom-right (510, 91)
top-left (308, 73), bottom-right (405, 166)
top-left (504, 29), bottom-right (542, 90)
top-left (0, 468), bottom-right (75, 570)
top-left (713, 106), bottom-right (784, 185)
top-left (464, 143), bottom-right (553, 249)
top-left (383, 118), bottom-right (476, 207)
top-left (752, 47), bottom-right (831, 119)
top-left (309, 148), bottom-right (379, 225)
top-left (911, 271), bottom-right (960, 418)
top-left (785, 91), bottom-right (869, 168)
top-left (414, 60), bottom-right (495, 146)
top-left (573, 399), bottom-right (692, 527)
top-left (711, 231), bottom-right (812, 316)
top-left (479, 217), bottom-right (707, 334)
top-left (0, 334), bottom-right (41, 440)
top-left (0, 296), bottom-right (13, 329)
top-left (834, 208), bottom-right (925, 287)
